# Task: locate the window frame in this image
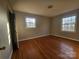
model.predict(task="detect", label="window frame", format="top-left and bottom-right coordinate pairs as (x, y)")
top-left (25, 17), bottom-right (36, 28)
top-left (61, 16), bottom-right (76, 32)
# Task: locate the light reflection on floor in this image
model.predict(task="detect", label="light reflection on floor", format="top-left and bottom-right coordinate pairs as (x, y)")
top-left (59, 43), bottom-right (76, 58)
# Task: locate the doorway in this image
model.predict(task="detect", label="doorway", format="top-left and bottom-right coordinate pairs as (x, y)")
top-left (8, 11), bottom-right (19, 51)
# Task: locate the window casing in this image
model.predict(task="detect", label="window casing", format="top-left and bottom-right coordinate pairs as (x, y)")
top-left (25, 18), bottom-right (36, 28)
top-left (62, 16), bottom-right (76, 32)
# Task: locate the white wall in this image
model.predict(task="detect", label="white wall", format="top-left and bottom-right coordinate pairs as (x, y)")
top-left (0, 1), bottom-right (13, 59)
top-left (51, 9), bottom-right (79, 40)
top-left (15, 11), bottom-right (50, 41)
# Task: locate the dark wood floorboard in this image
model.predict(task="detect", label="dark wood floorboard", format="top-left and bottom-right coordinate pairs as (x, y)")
top-left (12, 35), bottom-right (79, 59)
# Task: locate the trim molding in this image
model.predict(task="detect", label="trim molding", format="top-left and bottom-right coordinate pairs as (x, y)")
top-left (19, 34), bottom-right (50, 42)
top-left (52, 34), bottom-right (79, 42)
top-left (9, 50), bottom-right (13, 59)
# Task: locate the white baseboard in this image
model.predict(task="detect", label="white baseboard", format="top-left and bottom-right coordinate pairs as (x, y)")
top-left (52, 34), bottom-right (79, 42)
top-left (9, 50), bottom-right (13, 59)
top-left (19, 34), bottom-right (50, 42)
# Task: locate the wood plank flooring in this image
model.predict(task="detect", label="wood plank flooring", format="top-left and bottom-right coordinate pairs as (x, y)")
top-left (12, 35), bottom-right (79, 59)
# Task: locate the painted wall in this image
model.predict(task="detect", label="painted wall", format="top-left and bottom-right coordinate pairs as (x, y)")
top-left (51, 9), bottom-right (79, 40)
top-left (15, 11), bottom-right (50, 41)
top-left (0, 0), bottom-right (12, 59)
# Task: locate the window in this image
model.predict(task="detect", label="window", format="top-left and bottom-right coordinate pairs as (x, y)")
top-left (25, 18), bottom-right (36, 28)
top-left (62, 16), bottom-right (76, 32)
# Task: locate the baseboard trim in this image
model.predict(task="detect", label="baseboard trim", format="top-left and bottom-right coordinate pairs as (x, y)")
top-left (19, 34), bottom-right (50, 42)
top-left (9, 50), bottom-right (13, 59)
top-left (52, 34), bottom-right (79, 42)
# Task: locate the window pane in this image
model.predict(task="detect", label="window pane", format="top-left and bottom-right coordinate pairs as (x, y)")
top-left (62, 16), bottom-right (76, 32)
top-left (71, 24), bottom-right (75, 31)
top-left (71, 16), bottom-right (76, 23)
top-left (25, 18), bottom-right (36, 28)
top-left (62, 18), bottom-right (65, 24)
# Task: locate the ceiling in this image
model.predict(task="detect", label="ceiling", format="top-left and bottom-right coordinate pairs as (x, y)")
top-left (12, 0), bottom-right (79, 17)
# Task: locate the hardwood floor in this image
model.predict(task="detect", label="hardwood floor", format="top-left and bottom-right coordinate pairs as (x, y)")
top-left (12, 35), bottom-right (79, 59)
